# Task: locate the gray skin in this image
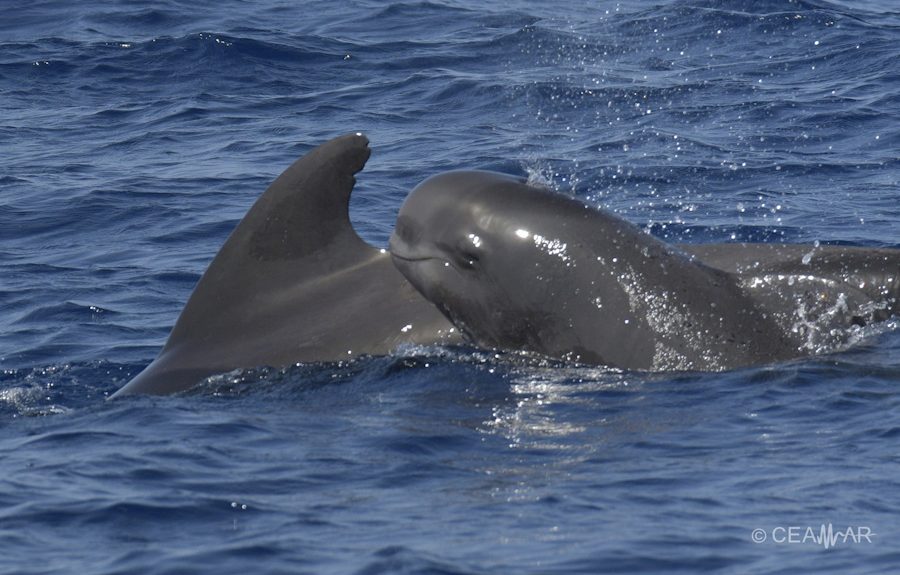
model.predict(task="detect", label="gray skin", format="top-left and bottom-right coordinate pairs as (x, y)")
top-left (112, 134), bottom-right (460, 397)
top-left (390, 171), bottom-right (900, 371)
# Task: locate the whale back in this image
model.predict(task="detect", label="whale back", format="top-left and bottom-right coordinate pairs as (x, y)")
top-left (390, 171), bottom-right (900, 371)
top-left (390, 172), bottom-right (803, 371)
top-left (113, 135), bottom-right (458, 397)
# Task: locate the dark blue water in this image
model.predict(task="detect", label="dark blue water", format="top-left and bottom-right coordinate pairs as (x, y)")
top-left (2, 1), bottom-right (900, 573)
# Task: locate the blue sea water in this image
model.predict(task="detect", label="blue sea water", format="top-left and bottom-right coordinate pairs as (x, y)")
top-left (2, 0), bottom-right (900, 573)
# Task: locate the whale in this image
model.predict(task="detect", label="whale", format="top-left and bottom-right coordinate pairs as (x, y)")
top-left (390, 170), bottom-right (900, 371)
top-left (114, 134), bottom-right (899, 396)
top-left (112, 134), bottom-right (461, 397)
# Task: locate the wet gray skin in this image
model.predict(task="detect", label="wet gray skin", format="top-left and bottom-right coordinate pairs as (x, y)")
top-left (389, 171), bottom-right (900, 371)
top-left (115, 136), bottom-right (900, 396)
top-left (113, 134), bottom-right (460, 397)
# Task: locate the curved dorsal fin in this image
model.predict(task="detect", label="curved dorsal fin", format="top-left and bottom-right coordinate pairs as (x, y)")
top-left (165, 133), bottom-right (374, 350)
top-left (217, 132), bottom-right (372, 265)
top-left (112, 133), bottom-right (462, 397)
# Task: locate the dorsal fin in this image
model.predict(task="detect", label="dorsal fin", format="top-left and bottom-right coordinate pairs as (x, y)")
top-left (164, 133), bottom-right (374, 350)
top-left (112, 133), bottom-right (462, 397)
top-left (217, 132), bottom-right (372, 265)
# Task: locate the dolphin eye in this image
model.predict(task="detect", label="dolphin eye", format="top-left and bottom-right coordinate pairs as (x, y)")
top-left (453, 237), bottom-right (482, 270)
top-left (453, 248), bottom-right (480, 270)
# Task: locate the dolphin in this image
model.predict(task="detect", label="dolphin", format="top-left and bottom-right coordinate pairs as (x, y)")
top-left (389, 170), bottom-right (900, 371)
top-left (112, 134), bottom-right (460, 397)
top-left (114, 135), bottom-right (899, 396)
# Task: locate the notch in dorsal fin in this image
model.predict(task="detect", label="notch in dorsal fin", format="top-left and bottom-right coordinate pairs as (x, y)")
top-left (220, 132), bottom-right (373, 265)
top-left (164, 133), bottom-right (375, 348)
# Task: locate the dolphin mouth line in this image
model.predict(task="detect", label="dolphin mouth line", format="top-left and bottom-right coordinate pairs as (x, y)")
top-left (389, 251), bottom-right (440, 263)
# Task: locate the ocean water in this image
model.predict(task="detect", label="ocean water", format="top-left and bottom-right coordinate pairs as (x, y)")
top-left (2, 0), bottom-right (900, 573)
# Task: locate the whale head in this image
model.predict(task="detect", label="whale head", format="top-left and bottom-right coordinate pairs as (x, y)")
top-left (389, 170), bottom-right (608, 359)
